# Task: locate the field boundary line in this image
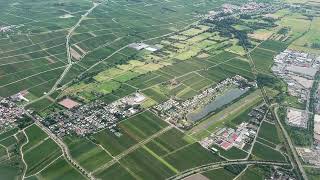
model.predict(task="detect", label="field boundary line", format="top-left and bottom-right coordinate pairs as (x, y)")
top-left (24, 154), bottom-right (63, 178)
top-left (92, 126), bottom-right (173, 174)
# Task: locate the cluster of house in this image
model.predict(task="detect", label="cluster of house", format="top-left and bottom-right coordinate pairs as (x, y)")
top-left (222, 2), bottom-right (267, 14)
top-left (128, 42), bottom-right (161, 52)
top-left (272, 50), bottom-right (319, 103)
top-left (267, 167), bottom-right (297, 180)
top-left (43, 93), bottom-right (146, 136)
top-left (153, 75), bottom-right (251, 129)
top-left (200, 104), bottom-right (268, 151)
top-left (0, 97), bottom-right (25, 131)
top-left (0, 25), bottom-right (23, 33)
top-left (205, 2), bottom-right (274, 21)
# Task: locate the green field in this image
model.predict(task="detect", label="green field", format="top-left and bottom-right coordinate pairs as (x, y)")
top-left (238, 166), bottom-right (265, 180)
top-left (64, 136), bottom-right (112, 172)
top-left (36, 157), bottom-right (86, 180)
top-left (119, 148), bottom-right (176, 180)
top-left (212, 145), bottom-right (248, 160)
top-left (164, 143), bottom-right (224, 171)
top-left (94, 163), bottom-right (135, 180)
top-left (251, 142), bottom-right (286, 162)
top-left (202, 168), bottom-right (237, 180)
top-left (23, 125), bottom-right (48, 150)
top-left (119, 111), bottom-right (169, 141)
top-left (257, 121), bottom-right (281, 145)
top-left (146, 128), bottom-right (190, 156)
top-left (23, 138), bottom-right (62, 176)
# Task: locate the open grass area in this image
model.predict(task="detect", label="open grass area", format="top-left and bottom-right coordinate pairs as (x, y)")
top-left (212, 145), bottom-right (248, 160)
top-left (290, 17), bottom-right (320, 54)
top-left (257, 121), bottom-right (281, 145)
top-left (251, 142), bottom-right (286, 162)
top-left (305, 167), bottom-right (320, 180)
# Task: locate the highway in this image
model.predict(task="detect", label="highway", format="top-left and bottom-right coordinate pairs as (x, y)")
top-left (167, 160), bottom-right (290, 180)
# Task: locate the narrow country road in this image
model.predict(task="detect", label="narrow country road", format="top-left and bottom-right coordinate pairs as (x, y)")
top-left (23, 2), bottom-right (100, 107)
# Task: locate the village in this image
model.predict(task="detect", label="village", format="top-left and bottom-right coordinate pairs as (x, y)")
top-left (0, 96), bottom-right (26, 131)
top-left (205, 2), bottom-right (280, 21)
top-left (152, 75), bottom-right (253, 129)
top-left (41, 93), bottom-right (146, 136)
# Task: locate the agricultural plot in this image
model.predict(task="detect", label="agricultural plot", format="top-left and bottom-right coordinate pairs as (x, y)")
top-left (119, 148), bottom-right (176, 180)
top-left (238, 166), bottom-right (265, 180)
top-left (93, 129), bottom-right (138, 156)
top-left (257, 121), bottom-right (281, 145)
top-left (23, 138), bottom-right (62, 176)
top-left (23, 125), bottom-right (48, 150)
top-left (64, 136), bottom-right (112, 172)
top-left (202, 168), bottom-right (237, 180)
top-left (146, 128), bottom-right (190, 156)
top-left (250, 48), bottom-right (277, 73)
top-left (211, 145), bottom-right (248, 160)
top-left (34, 157), bottom-right (86, 180)
top-left (21, 125), bottom-right (62, 176)
top-left (0, 0), bottom-right (231, 100)
top-left (164, 143), bottom-right (224, 171)
top-left (94, 163), bottom-right (135, 180)
top-left (251, 142), bottom-right (286, 162)
top-left (119, 111), bottom-right (169, 141)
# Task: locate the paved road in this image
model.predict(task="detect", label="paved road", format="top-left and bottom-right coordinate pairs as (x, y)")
top-left (26, 113), bottom-right (94, 180)
top-left (274, 106), bottom-right (308, 180)
top-left (237, 32), bottom-right (308, 180)
top-left (23, 2), bottom-right (100, 108)
top-left (167, 160), bottom-right (290, 180)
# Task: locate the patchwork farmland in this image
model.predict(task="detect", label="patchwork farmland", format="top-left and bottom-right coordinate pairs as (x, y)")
top-left (1, 0), bottom-right (319, 179)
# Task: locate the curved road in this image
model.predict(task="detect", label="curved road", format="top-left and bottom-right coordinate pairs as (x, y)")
top-left (167, 160), bottom-right (290, 180)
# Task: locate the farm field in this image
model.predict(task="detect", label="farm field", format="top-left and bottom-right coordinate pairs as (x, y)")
top-left (30, 157), bottom-right (86, 180)
top-left (0, 0), bottom-right (235, 101)
top-left (22, 125), bottom-right (62, 176)
top-left (0, 0), bottom-right (316, 179)
top-left (257, 121), bottom-right (282, 145)
top-left (251, 142), bottom-right (286, 162)
top-left (202, 167), bottom-right (237, 180)
top-left (64, 136), bottom-right (112, 172)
